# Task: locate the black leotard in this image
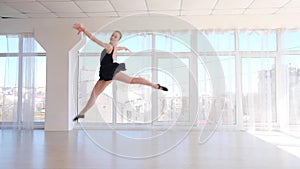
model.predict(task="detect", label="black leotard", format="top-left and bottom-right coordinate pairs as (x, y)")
top-left (99, 48), bottom-right (126, 81)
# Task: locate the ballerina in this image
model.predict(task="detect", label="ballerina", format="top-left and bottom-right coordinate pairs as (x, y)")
top-left (73, 23), bottom-right (168, 121)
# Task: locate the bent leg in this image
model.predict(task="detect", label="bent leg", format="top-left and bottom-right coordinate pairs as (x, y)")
top-left (78, 80), bottom-right (112, 116)
top-left (113, 72), bottom-right (159, 89)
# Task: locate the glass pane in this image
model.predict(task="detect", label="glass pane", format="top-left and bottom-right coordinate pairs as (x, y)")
top-left (242, 58), bottom-right (276, 129)
top-left (79, 33), bottom-right (110, 53)
top-left (0, 57), bottom-right (19, 122)
top-left (34, 57), bottom-right (46, 122)
top-left (198, 57), bottom-right (213, 124)
top-left (198, 31), bottom-right (235, 52)
top-left (282, 55), bottom-right (300, 125)
top-left (78, 55), bottom-right (113, 123)
top-left (116, 55), bottom-right (152, 123)
top-left (281, 30), bottom-right (300, 51)
top-left (0, 36), bottom-right (6, 53)
top-left (118, 33), bottom-right (152, 52)
top-left (155, 32), bottom-right (191, 52)
top-left (0, 35), bottom-right (19, 53)
top-left (198, 56), bottom-right (236, 125)
top-left (220, 56), bottom-right (236, 125)
top-left (239, 31), bottom-right (277, 51)
top-left (23, 37), bottom-right (46, 53)
top-left (157, 58), bottom-right (189, 122)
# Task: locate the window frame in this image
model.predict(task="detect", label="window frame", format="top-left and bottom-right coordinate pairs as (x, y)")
top-left (0, 34), bottom-right (46, 129)
top-left (76, 29), bottom-right (300, 130)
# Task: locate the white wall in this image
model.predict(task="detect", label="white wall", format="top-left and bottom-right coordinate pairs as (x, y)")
top-left (0, 14), bottom-right (299, 131)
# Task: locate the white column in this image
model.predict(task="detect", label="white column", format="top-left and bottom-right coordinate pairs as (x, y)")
top-left (34, 21), bottom-right (81, 131)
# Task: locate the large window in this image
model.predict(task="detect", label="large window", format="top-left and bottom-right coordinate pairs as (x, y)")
top-left (78, 33), bottom-right (154, 124)
top-left (77, 55), bottom-right (113, 123)
top-left (157, 57), bottom-right (189, 123)
top-left (0, 34), bottom-right (46, 128)
top-left (282, 55), bottom-right (300, 125)
top-left (77, 29), bottom-right (300, 130)
top-left (115, 55), bottom-right (152, 124)
top-left (242, 58), bottom-right (276, 129)
top-left (198, 31), bottom-right (236, 126)
top-left (239, 30), bottom-right (277, 51)
top-left (198, 56), bottom-right (237, 125)
top-left (198, 31), bottom-right (235, 52)
top-left (78, 32), bottom-right (192, 125)
top-left (281, 30), bottom-right (300, 126)
top-left (0, 56), bottom-right (18, 122)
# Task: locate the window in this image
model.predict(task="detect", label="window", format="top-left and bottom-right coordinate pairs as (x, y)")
top-left (0, 56), bottom-right (18, 122)
top-left (239, 30), bottom-right (277, 51)
top-left (157, 57), bottom-right (189, 122)
top-left (116, 55), bottom-right (152, 123)
top-left (119, 33), bottom-right (152, 52)
top-left (0, 35), bottom-right (19, 53)
top-left (77, 32), bottom-right (192, 125)
top-left (76, 29), bottom-right (300, 131)
top-left (198, 56), bottom-right (236, 125)
top-left (0, 34), bottom-right (46, 128)
top-left (280, 30), bottom-right (300, 126)
top-left (77, 55), bottom-right (113, 123)
top-left (198, 31), bottom-right (235, 52)
top-left (281, 31), bottom-right (300, 51)
top-left (156, 32), bottom-right (191, 52)
top-left (282, 55), bottom-right (300, 125)
top-left (242, 58), bottom-right (276, 129)
top-left (78, 33), bottom-right (153, 124)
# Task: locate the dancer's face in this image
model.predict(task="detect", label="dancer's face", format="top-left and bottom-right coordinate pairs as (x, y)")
top-left (109, 32), bottom-right (121, 46)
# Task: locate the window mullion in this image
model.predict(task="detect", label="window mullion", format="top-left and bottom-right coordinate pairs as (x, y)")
top-left (235, 30), bottom-right (244, 130)
top-left (152, 33), bottom-right (158, 125)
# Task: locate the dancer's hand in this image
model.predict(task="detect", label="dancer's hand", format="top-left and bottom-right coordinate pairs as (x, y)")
top-left (124, 47), bottom-right (131, 52)
top-left (73, 23), bottom-right (85, 35)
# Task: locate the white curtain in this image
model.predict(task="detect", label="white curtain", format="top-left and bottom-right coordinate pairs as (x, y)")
top-left (240, 30), bottom-right (277, 131)
top-left (22, 33), bottom-right (36, 130)
top-left (0, 34), bottom-right (37, 129)
top-left (280, 30), bottom-right (300, 129)
top-left (197, 30), bottom-right (236, 127)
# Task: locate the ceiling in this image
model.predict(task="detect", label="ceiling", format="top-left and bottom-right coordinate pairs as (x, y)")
top-left (0, 0), bottom-right (299, 19)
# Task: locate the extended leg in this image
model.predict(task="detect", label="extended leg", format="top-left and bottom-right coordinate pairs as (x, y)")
top-left (74, 80), bottom-right (111, 121)
top-left (113, 72), bottom-right (168, 91)
top-left (113, 72), bottom-right (158, 88)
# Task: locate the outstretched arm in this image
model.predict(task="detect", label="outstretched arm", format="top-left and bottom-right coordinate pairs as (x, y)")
top-left (116, 46), bottom-right (130, 52)
top-left (73, 23), bottom-right (110, 49)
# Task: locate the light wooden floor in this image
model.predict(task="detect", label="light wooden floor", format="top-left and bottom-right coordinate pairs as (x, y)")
top-left (0, 129), bottom-right (299, 169)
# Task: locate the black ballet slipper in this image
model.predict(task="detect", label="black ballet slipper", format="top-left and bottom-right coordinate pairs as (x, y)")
top-left (157, 84), bottom-right (168, 91)
top-left (73, 115), bottom-right (85, 122)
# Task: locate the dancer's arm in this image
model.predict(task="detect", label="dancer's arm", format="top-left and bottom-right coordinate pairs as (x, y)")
top-left (73, 23), bottom-right (110, 49)
top-left (116, 46), bottom-right (130, 51)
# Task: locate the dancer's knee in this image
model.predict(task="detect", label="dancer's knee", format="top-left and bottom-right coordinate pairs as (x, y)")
top-left (91, 90), bottom-right (100, 99)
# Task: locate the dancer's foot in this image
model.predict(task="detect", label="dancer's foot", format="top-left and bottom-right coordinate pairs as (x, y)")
top-left (73, 114), bottom-right (85, 121)
top-left (157, 84), bottom-right (168, 91)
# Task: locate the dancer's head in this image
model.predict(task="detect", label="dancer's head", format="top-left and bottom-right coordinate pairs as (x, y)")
top-left (110, 30), bottom-right (122, 46)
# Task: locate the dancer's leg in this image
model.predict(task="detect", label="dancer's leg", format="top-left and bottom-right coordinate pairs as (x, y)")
top-left (113, 72), bottom-right (159, 89)
top-left (78, 80), bottom-right (112, 116)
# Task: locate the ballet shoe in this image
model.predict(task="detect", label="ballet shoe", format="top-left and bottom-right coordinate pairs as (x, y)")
top-left (157, 84), bottom-right (168, 91)
top-left (73, 115), bottom-right (85, 122)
